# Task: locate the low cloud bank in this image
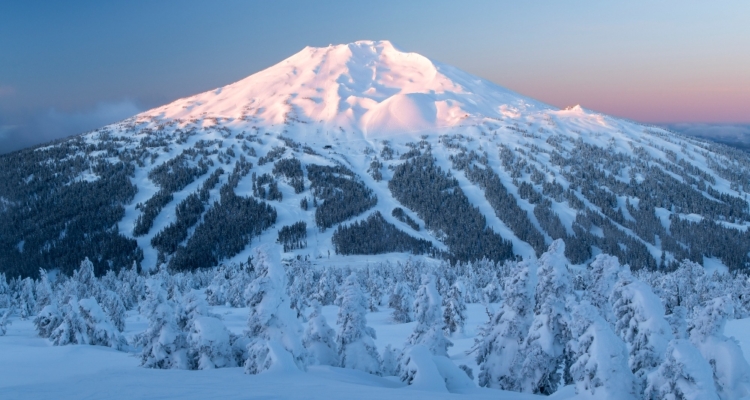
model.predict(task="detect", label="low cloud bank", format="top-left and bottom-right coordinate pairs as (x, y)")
top-left (0, 100), bottom-right (141, 154)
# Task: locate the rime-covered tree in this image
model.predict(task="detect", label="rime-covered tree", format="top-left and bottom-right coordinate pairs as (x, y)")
top-left (585, 253), bottom-right (624, 322)
top-left (688, 296), bottom-right (750, 399)
top-left (515, 239), bottom-right (572, 395)
top-left (35, 269), bottom-right (53, 313)
top-left (476, 260), bottom-right (533, 390)
top-left (443, 280), bottom-right (467, 336)
top-left (404, 274), bottom-right (452, 357)
top-left (389, 281), bottom-right (414, 323)
top-left (244, 247), bottom-right (307, 374)
top-left (611, 273), bottom-right (674, 393)
top-left (336, 273), bottom-right (381, 374)
top-left (34, 304), bottom-right (62, 339)
top-left (303, 299), bottom-right (338, 366)
top-left (15, 277), bottom-right (36, 320)
top-left (137, 279), bottom-right (189, 369)
top-left (98, 290), bottom-right (126, 332)
top-left (567, 301), bottom-right (638, 400)
top-left (645, 339), bottom-right (720, 400)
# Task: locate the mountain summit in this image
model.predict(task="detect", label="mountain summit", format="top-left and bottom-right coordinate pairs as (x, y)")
top-left (2, 40), bottom-right (750, 277)
top-left (146, 40), bottom-right (546, 137)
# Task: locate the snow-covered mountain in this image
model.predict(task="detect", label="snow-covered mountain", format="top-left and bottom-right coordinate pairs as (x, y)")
top-left (3, 40), bottom-right (750, 277)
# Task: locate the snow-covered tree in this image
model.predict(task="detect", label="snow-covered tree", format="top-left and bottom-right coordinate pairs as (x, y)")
top-left (659, 260), bottom-right (706, 317)
top-left (73, 257), bottom-right (99, 300)
top-left (34, 304), bottom-right (62, 338)
top-left (77, 297), bottom-right (126, 349)
top-left (336, 273), bottom-right (380, 375)
top-left (205, 268), bottom-right (227, 306)
top-left (186, 315), bottom-right (236, 370)
top-left (0, 304), bottom-right (13, 336)
top-left (0, 272), bottom-right (10, 309)
top-left (611, 273), bottom-right (674, 393)
top-left (476, 260), bottom-right (533, 390)
top-left (302, 299), bottom-right (338, 366)
top-left (15, 277), bottom-right (36, 320)
top-left (443, 280), bottom-right (467, 336)
top-left (381, 344), bottom-right (401, 376)
top-left (244, 247), bottom-right (308, 374)
top-left (389, 281), bottom-right (414, 323)
top-left (35, 268), bottom-right (53, 313)
top-left (405, 274), bottom-right (452, 357)
top-left (567, 301), bottom-right (638, 400)
top-left (585, 253), bottom-right (624, 321)
top-left (314, 267), bottom-right (336, 306)
top-left (645, 339), bottom-right (720, 400)
top-left (689, 296), bottom-right (750, 399)
top-left (515, 239), bottom-right (573, 395)
top-left (137, 279), bottom-right (189, 369)
top-left (98, 290), bottom-right (126, 332)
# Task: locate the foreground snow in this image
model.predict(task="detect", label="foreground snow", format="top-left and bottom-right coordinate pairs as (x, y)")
top-left (0, 304), bottom-right (545, 399)
top-left (5, 306), bottom-right (747, 399)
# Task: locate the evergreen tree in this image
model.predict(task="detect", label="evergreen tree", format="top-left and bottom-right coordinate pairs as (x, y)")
top-left (35, 268), bottom-right (53, 313)
top-left (476, 260), bottom-right (533, 390)
top-left (389, 281), bottom-right (414, 323)
top-left (688, 296), bottom-right (750, 399)
top-left (137, 279), bottom-right (189, 369)
top-left (515, 239), bottom-right (573, 394)
top-left (405, 274), bottom-right (452, 357)
top-left (645, 339), bottom-right (720, 400)
top-left (244, 247), bottom-right (307, 374)
top-left (567, 301), bottom-right (638, 400)
top-left (302, 299), bottom-right (338, 366)
top-left (611, 273), bottom-right (674, 393)
top-left (443, 281), bottom-right (467, 336)
top-left (336, 273), bottom-right (381, 375)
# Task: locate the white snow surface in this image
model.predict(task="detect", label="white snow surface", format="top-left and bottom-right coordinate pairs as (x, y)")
top-left (146, 40), bottom-right (548, 138)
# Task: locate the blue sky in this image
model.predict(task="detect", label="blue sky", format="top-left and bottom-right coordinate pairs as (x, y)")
top-left (1, 1), bottom-right (749, 153)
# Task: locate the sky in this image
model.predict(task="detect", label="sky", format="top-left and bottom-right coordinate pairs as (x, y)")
top-left (1, 1), bottom-right (749, 153)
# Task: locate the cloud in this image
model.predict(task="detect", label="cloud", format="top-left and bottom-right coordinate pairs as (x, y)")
top-left (0, 100), bottom-right (142, 154)
top-left (662, 123), bottom-right (750, 150)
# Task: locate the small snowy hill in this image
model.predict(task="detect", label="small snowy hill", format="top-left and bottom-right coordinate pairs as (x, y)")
top-left (3, 40), bottom-right (750, 277)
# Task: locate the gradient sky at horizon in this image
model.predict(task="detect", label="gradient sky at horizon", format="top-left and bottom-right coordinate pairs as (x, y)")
top-left (1, 0), bottom-right (749, 152)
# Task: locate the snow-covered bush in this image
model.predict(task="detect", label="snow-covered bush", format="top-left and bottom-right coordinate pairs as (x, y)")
top-left (303, 300), bottom-right (338, 366)
top-left (244, 247), bottom-right (308, 374)
top-left (336, 273), bottom-right (380, 375)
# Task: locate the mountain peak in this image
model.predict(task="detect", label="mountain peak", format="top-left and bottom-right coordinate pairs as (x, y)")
top-left (143, 40), bottom-right (547, 138)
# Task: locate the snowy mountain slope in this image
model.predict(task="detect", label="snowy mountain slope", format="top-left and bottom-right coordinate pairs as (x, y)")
top-left (3, 40), bottom-right (750, 277)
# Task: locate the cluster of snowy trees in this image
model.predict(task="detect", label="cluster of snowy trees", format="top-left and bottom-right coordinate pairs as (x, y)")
top-left (1, 240), bottom-right (750, 397)
top-left (331, 212), bottom-right (433, 256)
